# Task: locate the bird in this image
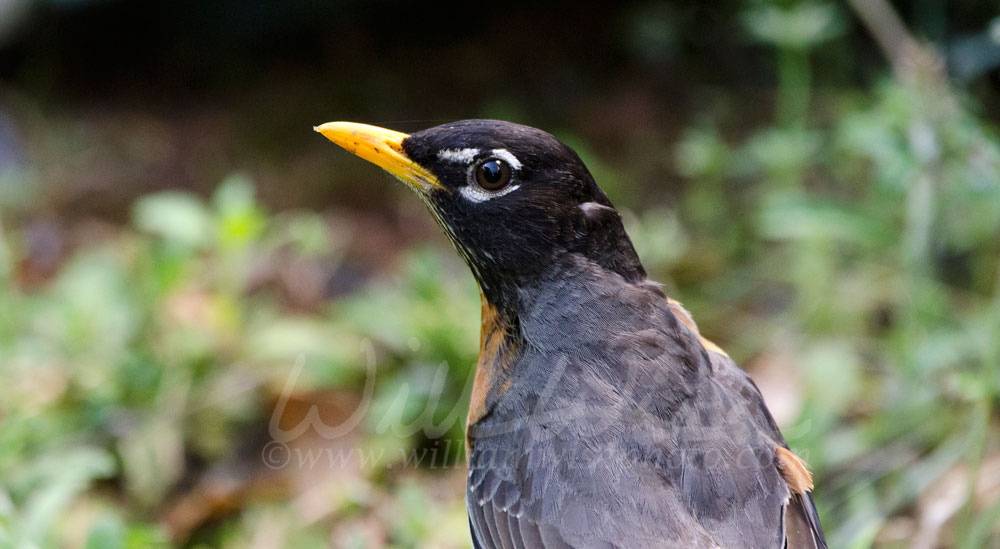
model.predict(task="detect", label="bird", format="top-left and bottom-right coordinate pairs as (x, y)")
top-left (315, 119), bottom-right (826, 548)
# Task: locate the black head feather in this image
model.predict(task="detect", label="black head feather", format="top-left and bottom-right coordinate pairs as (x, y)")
top-left (401, 120), bottom-right (645, 310)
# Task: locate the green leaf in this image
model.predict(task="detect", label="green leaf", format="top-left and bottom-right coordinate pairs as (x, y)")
top-left (133, 191), bottom-right (213, 248)
top-left (17, 447), bottom-right (116, 547)
top-left (757, 193), bottom-right (889, 246)
top-left (85, 511), bottom-right (124, 549)
top-left (743, 2), bottom-right (846, 49)
top-left (213, 173), bottom-right (266, 249)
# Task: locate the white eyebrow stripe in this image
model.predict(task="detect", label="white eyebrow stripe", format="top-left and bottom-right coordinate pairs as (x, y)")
top-left (437, 148), bottom-right (480, 164)
top-left (490, 148), bottom-right (522, 170)
top-left (459, 183), bottom-right (521, 203)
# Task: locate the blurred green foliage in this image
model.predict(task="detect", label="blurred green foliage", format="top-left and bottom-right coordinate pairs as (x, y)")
top-left (663, 6), bottom-right (1000, 546)
top-left (0, 176), bottom-right (481, 547)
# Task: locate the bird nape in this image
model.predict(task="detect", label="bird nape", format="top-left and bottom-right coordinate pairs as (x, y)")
top-left (316, 119), bottom-right (826, 549)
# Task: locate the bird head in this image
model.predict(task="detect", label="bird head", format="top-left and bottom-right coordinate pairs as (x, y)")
top-left (315, 119), bottom-right (645, 309)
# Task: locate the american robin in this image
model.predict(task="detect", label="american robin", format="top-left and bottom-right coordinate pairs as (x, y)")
top-left (315, 119), bottom-right (826, 548)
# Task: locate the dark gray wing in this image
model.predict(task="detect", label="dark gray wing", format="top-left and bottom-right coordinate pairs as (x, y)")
top-left (706, 349), bottom-right (827, 549)
top-left (466, 407), bottom-right (721, 549)
top-left (465, 443), bottom-right (584, 549)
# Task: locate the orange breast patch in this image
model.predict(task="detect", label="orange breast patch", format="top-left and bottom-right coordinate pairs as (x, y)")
top-left (468, 291), bottom-right (519, 428)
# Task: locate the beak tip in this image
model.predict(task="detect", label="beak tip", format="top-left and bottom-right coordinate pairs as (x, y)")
top-left (314, 122), bottom-right (335, 135)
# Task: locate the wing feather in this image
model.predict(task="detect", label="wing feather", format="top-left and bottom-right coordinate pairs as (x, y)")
top-left (784, 493), bottom-right (827, 549)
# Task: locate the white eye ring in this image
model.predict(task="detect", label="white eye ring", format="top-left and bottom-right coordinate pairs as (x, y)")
top-left (459, 182), bottom-right (521, 202)
top-left (459, 149), bottom-right (522, 203)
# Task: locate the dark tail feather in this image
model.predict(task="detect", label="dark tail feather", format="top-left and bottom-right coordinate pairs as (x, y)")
top-left (470, 517), bottom-right (484, 549)
top-left (784, 493), bottom-right (827, 549)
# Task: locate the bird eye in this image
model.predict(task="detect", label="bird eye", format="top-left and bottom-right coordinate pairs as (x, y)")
top-left (474, 159), bottom-right (512, 191)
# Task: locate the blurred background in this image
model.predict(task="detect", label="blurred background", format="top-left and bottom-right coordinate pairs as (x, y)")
top-left (1, 0), bottom-right (999, 547)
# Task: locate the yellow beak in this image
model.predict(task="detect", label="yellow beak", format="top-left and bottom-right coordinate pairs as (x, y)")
top-left (314, 121), bottom-right (444, 193)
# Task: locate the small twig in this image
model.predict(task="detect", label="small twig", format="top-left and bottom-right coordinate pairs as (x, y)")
top-left (846, 0), bottom-right (945, 84)
top-left (847, 0), bottom-right (918, 72)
